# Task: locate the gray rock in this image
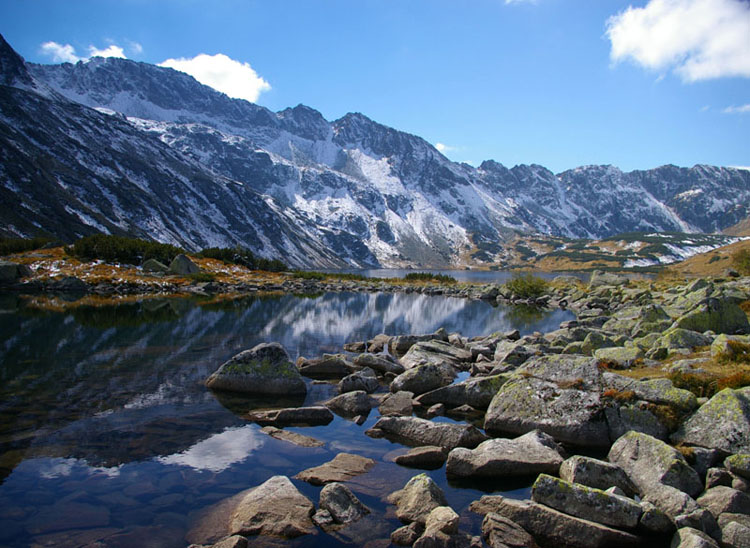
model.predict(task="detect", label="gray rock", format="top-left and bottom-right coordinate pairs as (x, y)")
top-left (670, 527), bottom-right (719, 548)
top-left (589, 270), bottom-right (630, 288)
top-left (470, 495), bottom-right (643, 548)
top-left (493, 341), bottom-right (533, 367)
top-left (559, 455), bottom-right (637, 497)
top-left (391, 522), bottom-right (425, 545)
top-left (719, 521), bottom-right (750, 548)
top-left (416, 374), bottom-right (509, 410)
top-left (605, 404), bottom-right (670, 442)
top-left (414, 505), bottom-right (479, 548)
top-left (246, 406), bottom-right (333, 427)
top-left (673, 387), bottom-right (750, 454)
top-left (400, 339), bottom-right (472, 367)
top-left (295, 453), bottom-right (375, 485)
top-left (0, 261), bottom-right (27, 283)
top-left (389, 331), bottom-right (448, 358)
top-left (446, 430), bottom-right (563, 478)
top-left (725, 454), bottom-right (750, 480)
top-left (353, 353), bottom-right (405, 375)
top-left (379, 391), bottom-right (414, 416)
top-left (711, 334), bottom-right (750, 361)
top-left (673, 298), bottom-right (750, 335)
top-left (481, 512), bottom-right (539, 548)
top-left (142, 258), bottom-right (169, 272)
top-left (325, 391), bottom-right (374, 417)
top-left (608, 431), bottom-right (704, 498)
top-left (594, 346), bottom-right (644, 368)
top-left (394, 446), bottom-right (448, 469)
top-left (639, 501), bottom-right (675, 536)
top-left (643, 485), bottom-right (701, 519)
top-left (696, 486), bottom-right (750, 518)
top-left (387, 473), bottom-right (448, 524)
top-left (423, 505), bottom-right (459, 535)
top-left (705, 467), bottom-right (734, 489)
top-left (209, 535), bottom-right (248, 548)
top-left (655, 328), bottom-right (713, 351)
top-left (339, 368), bottom-right (379, 394)
top-left (390, 362), bottom-right (456, 395)
top-left (168, 253), bottom-right (200, 275)
top-left (531, 473), bottom-right (642, 530)
top-left (673, 509), bottom-right (721, 540)
top-left (367, 416), bottom-right (487, 450)
top-left (318, 482), bottom-right (369, 525)
top-left (297, 354), bottom-right (352, 378)
top-left (260, 426), bottom-right (324, 447)
top-left (602, 372), bottom-right (698, 412)
top-left (205, 343), bottom-right (306, 395)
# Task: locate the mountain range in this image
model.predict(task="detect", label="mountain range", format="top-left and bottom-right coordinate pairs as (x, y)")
top-left (1, 33), bottom-right (748, 268)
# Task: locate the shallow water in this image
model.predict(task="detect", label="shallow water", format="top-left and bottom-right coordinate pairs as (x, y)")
top-left (0, 291), bottom-right (573, 547)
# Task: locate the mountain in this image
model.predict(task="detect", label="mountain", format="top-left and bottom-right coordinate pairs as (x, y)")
top-left (2, 34), bottom-right (749, 268)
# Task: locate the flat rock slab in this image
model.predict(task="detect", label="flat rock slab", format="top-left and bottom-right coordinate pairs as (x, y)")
top-left (673, 387), bottom-right (750, 454)
top-left (246, 406), bottom-right (333, 427)
top-left (379, 391), bottom-right (414, 416)
top-left (559, 455), bottom-right (637, 497)
top-left (260, 426), bottom-right (324, 447)
top-left (470, 495), bottom-right (644, 548)
top-left (295, 453), bottom-right (375, 485)
top-left (446, 430), bottom-right (563, 478)
top-left (394, 446), bottom-right (448, 469)
top-left (367, 416), bottom-right (487, 450)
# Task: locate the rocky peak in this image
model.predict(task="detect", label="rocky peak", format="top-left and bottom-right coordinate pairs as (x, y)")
top-left (277, 104), bottom-right (331, 141)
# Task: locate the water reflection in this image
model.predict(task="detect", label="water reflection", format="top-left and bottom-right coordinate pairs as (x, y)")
top-left (0, 291), bottom-right (573, 547)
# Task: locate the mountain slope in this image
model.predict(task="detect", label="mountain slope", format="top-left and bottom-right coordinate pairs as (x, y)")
top-left (2, 34), bottom-right (749, 268)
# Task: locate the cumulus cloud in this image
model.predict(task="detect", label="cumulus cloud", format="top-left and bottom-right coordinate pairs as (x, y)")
top-left (606, 0), bottom-right (750, 82)
top-left (723, 104), bottom-right (750, 114)
top-left (40, 41), bottom-right (132, 63)
top-left (159, 53), bottom-right (271, 103)
top-left (40, 41), bottom-right (83, 63)
top-left (88, 44), bottom-right (126, 59)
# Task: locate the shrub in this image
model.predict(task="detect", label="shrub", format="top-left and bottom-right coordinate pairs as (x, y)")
top-left (504, 273), bottom-right (549, 299)
top-left (668, 371), bottom-right (716, 398)
top-left (68, 234), bottom-right (182, 265)
top-left (0, 236), bottom-right (56, 256)
top-left (404, 272), bottom-right (457, 283)
top-left (293, 271), bottom-right (326, 280)
top-left (716, 371), bottom-right (750, 391)
top-left (199, 246), bottom-right (287, 272)
top-left (732, 249), bottom-right (750, 275)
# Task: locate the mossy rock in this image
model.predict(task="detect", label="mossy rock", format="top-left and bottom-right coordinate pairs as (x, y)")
top-left (655, 328), bottom-right (712, 350)
top-left (206, 342), bottom-right (306, 395)
top-left (711, 334), bottom-right (750, 361)
top-left (673, 298), bottom-right (749, 335)
top-left (594, 346), bottom-right (643, 369)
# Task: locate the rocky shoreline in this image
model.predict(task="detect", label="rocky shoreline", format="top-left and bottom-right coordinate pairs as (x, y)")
top-left (182, 271), bottom-right (750, 547)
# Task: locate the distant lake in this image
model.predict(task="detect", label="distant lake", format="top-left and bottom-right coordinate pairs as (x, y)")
top-left (320, 268), bottom-right (590, 283)
top-left (0, 291), bottom-right (573, 547)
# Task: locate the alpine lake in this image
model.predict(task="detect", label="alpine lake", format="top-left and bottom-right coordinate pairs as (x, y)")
top-left (0, 271), bottom-right (576, 547)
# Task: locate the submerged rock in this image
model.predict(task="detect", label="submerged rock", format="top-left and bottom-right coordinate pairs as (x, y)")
top-left (205, 343), bottom-right (306, 395)
top-left (295, 453), bottom-right (375, 485)
top-left (246, 406), bottom-right (333, 427)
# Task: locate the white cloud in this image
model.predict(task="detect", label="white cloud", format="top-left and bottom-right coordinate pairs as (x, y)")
top-left (606, 0), bottom-right (750, 82)
top-left (159, 53), bottom-right (271, 103)
top-left (88, 44), bottom-right (126, 59)
top-left (435, 142), bottom-right (453, 153)
top-left (127, 41), bottom-right (143, 55)
top-left (723, 104), bottom-right (750, 114)
top-left (40, 41), bottom-right (83, 63)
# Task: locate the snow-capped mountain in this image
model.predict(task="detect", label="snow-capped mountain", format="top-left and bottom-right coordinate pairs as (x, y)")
top-left (2, 34), bottom-right (749, 268)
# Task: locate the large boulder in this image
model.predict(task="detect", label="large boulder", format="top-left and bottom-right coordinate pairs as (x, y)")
top-left (390, 363), bottom-right (456, 395)
top-left (339, 368), bottom-right (379, 394)
top-left (353, 353), bottom-right (405, 375)
top-left (168, 253), bottom-right (200, 275)
top-left (608, 431), bottom-right (703, 498)
top-left (317, 482), bottom-right (369, 526)
top-left (205, 343), bottom-right (306, 395)
top-left (387, 473), bottom-right (448, 524)
top-left (400, 339), bottom-right (472, 369)
top-left (672, 387), bottom-right (750, 454)
top-left (559, 455), bottom-right (637, 497)
top-left (673, 298), bottom-right (750, 335)
top-left (696, 486), bottom-right (750, 518)
top-left (389, 331), bottom-right (448, 358)
top-left (367, 416), bottom-right (487, 450)
top-left (589, 270), bottom-right (629, 289)
top-left (531, 474), bottom-right (643, 530)
top-left (446, 430), bottom-right (564, 478)
top-left (470, 495), bottom-right (643, 548)
top-left (602, 373), bottom-right (698, 413)
top-left (416, 374), bottom-right (509, 410)
top-left (325, 391), bottom-right (374, 418)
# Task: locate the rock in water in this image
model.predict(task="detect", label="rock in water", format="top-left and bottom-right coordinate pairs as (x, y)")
top-left (387, 473), bottom-right (448, 524)
top-left (295, 453), bottom-right (375, 485)
top-left (168, 253), bottom-right (200, 275)
top-left (205, 343), bottom-right (306, 395)
top-left (318, 482), bottom-right (369, 525)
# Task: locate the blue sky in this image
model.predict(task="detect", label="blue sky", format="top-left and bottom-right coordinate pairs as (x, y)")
top-left (1, 0), bottom-right (748, 173)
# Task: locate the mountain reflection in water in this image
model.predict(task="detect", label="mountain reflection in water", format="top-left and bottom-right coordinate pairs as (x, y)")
top-left (0, 291), bottom-right (572, 547)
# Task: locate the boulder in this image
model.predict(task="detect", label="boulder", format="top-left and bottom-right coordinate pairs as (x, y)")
top-left (470, 495), bottom-right (643, 548)
top-left (413, 505), bottom-right (479, 548)
top-left (390, 362), bottom-right (456, 395)
top-left (609, 431), bottom-right (703, 500)
top-left (670, 527), bottom-right (720, 548)
top-left (297, 355), bottom-right (352, 378)
top-left (389, 331), bottom-right (448, 358)
top-left (367, 416), bottom-right (487, 450)
top-left (594, 346), bottom-right (644, 368)
top-left (589, 270), bottom-right (630, 288)
top-left (205, 343), bottom-right (306, 395)
top-left (339, 368), bottom-right (379, 394)
top-left (391, 522), bottom-right (425, 546)
top-left (673, 298), bottom-right (750, 335)
top-left (481, 512), bottom-right (539, 548)
top-left (295, 453), bottom-right (375, 485)
top-left (639, 501), bottom-right (675, 536)
top-left (672, 387), bottom-right (750, 454)
top-left (168, 253), bottom-right (200, 275)
top-left (446, 430), bottom-right (563, 479)
top-left (246, 406), bottom-right (333, 427)
top-left (142, 258), bottom-right (169, 273)
top-left (260, 426), bottom-right (324, 448)
top-left (325, 391), bottom-right (374, 417)
top-left (719, 520), bottom-right (750, 548)
top-left (696, 486), bottom-right (750, 518)
top-left (387, 473), bottom-right (448, 524)
top-left (605, 404), bottom-right (670, 442)
top-left (379, 391), bottom-right (414, 416)
top-left (559, 455), bottom-right (637, 497)
top-left (416, 374), bottom-right (509, 410)
top-left (353, 353), bottom-right (405, 375)
top-left (655, 328), bottom-right (713, 351)
top-left (493, 341), bottom-right (534, 368)
top-left (318, 482), bottom-right (369, 525)
top-left (602, 373), bottom-right (698, 413)
top-left (394, 446), bottom-right (448, 469)
top-left (725, 454), bottom-right (750, 480)
top-left (400, 339), bottom-right (472, 368)
top-left (531, 473), bottom-right (643, 530)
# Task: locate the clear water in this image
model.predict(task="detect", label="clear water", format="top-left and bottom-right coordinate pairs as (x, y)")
top-left (0, 291), bottom-right (573, 547)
